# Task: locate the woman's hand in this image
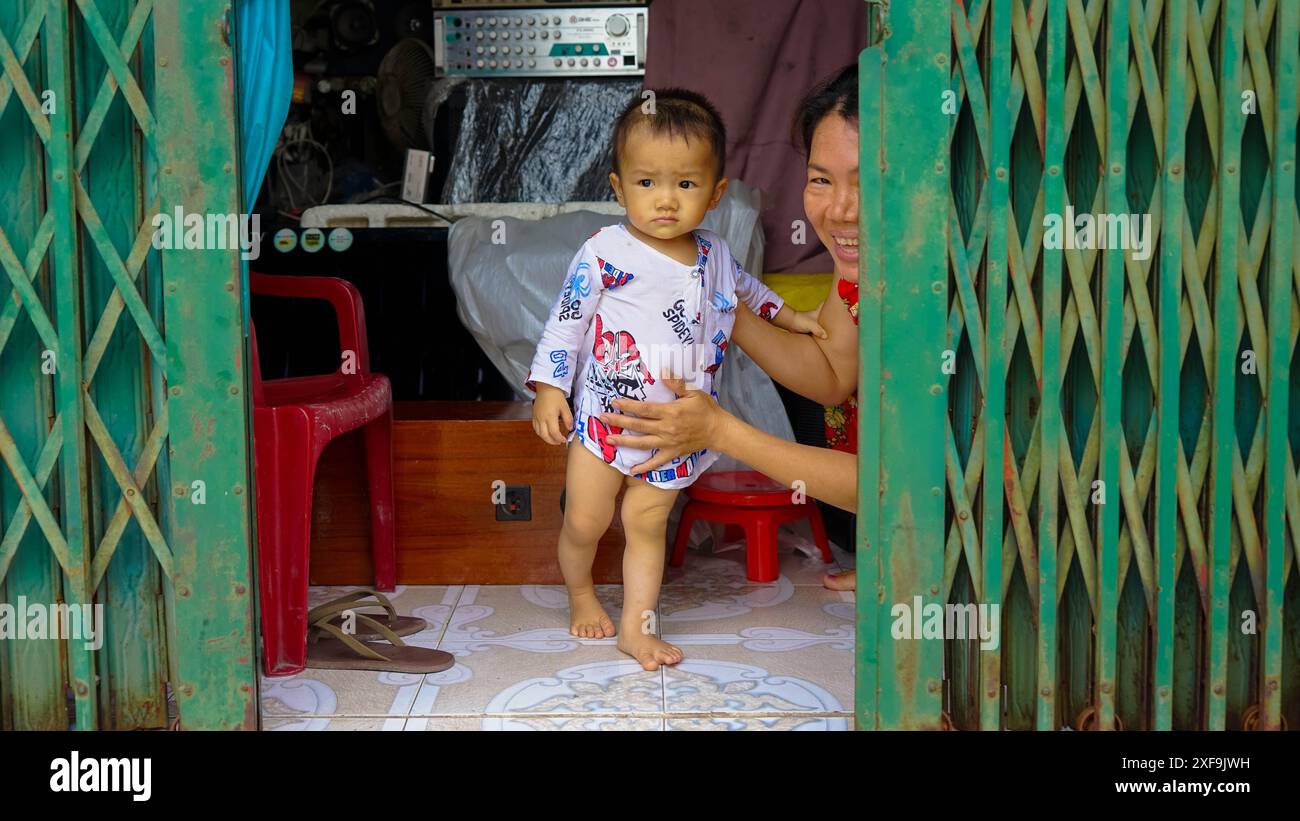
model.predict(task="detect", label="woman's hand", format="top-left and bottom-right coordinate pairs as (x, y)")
top-left (531, 383), bottom-right (573, 445)
top-left (600, 378), bottom-right (727, 473)
top-left (606, 376), bottom-right (858, 512)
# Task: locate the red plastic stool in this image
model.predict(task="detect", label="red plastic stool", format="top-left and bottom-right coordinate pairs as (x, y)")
top-left (670, 471), bottom-right (832, 583)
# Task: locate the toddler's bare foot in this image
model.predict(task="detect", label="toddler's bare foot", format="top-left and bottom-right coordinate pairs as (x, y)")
top-left (823, 570), bottom-right (856, 591)
top-left (617, 630), bottom-right (683, 671)
top-left (568, 589), bottom-right (616, 638)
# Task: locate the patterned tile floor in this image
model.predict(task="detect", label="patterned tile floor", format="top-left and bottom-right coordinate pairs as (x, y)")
top-left (262, 530), bottom-right (856, 731)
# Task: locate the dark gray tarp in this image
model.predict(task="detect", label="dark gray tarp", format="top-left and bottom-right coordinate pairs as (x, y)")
top-left (438, 78), bottom-right (641, 203)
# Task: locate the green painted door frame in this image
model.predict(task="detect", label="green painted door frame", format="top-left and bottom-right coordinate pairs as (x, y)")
top-left (0, 0), bottom-right (257, 730)
top-left (857, 0), bottom-right (1299, 731)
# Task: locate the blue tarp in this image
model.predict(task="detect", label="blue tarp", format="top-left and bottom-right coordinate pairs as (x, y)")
top-left (234, 0), bottom-right (291, 333)
top-left (235, 0), bottom-right (292, 208)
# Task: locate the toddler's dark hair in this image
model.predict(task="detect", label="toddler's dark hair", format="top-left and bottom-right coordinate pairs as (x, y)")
top-left (611, 88), bottom-right (726, 178)
top-left (793, 64), bottom-right (859, 155)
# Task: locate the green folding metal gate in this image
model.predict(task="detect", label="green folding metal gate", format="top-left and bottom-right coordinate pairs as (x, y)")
top-left (0, 0), bottom-right (257, 730)
top-left (4, 0), bottom-right (1294, 734)
top-left (857, 0), bottom-right (1298, 730)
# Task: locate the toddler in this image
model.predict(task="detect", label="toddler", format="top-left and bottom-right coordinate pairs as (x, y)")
top-left (526, 89), bottom-right (824, 670)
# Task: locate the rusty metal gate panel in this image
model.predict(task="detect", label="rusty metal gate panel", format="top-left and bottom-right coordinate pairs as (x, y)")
top-left (0, 0), bottom-right (257, 730)
top-left (857, 0), bottom-right (1298, 730)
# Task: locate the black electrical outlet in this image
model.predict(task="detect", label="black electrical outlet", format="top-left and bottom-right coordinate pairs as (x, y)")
top-left (496, 485), bottom-right (532, 521)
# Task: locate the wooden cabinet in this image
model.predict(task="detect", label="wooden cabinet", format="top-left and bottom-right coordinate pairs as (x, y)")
top-left (307, 401), bottom-right (624, 584)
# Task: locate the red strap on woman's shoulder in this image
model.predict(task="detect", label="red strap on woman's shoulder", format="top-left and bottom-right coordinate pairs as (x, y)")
top-left (837, 277), bottom-right (860, 326)
top-left (837, 276), bottom-right (858, 303)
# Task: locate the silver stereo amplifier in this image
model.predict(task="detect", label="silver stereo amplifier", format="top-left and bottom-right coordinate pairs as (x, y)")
top-left (433, 6), bottom-right (647, 77)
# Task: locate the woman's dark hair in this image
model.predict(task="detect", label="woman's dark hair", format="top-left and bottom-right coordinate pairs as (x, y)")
top-left (793, 64), bottom-right (859, 155)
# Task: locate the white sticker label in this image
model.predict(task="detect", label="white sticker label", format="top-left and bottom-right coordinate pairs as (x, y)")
top-left (328, 228), bottom-right (354, 253)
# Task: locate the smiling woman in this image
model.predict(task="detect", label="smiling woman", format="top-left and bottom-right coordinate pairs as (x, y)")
top-left (798, 68), bottom-right (861, 280)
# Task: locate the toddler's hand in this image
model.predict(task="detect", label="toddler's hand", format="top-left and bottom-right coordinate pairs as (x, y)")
top-left (788, 307), bottom-right (828, 339)
top-left (531, 384), bottom-right (573, 445)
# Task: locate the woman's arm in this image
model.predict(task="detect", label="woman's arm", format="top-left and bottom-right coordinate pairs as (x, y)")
top-left (712, 410), bottom-right (857, 512)
top-left (730, 277), bottom-right (859, 405)
top-left (601, 382), bottom-right (858, 512)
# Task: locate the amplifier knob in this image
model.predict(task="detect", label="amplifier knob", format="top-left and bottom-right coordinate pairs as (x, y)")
top-left (606, 15), bottom-right (629, 38)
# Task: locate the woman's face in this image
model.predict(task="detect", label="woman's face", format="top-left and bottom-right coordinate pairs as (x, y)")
top-left (802, 113), bottom-right (860, 282)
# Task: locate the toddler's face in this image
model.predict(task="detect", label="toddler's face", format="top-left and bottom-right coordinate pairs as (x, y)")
top-left (609, 126), bottom-right (727, 242)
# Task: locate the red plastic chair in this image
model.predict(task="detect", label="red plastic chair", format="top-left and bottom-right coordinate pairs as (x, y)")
top-left (670, 471), bottom-right (832, 583)
top-left (249, 271), bottom-right (396, 677)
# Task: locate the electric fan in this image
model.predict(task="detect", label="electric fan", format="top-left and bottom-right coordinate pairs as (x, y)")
top-left (377, 37), bottom-right (438, 151)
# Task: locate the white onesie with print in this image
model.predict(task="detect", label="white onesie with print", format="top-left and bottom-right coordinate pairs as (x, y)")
top-left (526, 224), bottom-right (784, 489)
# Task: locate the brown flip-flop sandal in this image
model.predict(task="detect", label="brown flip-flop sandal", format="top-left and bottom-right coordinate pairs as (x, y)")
top-left (307, 590), bottom-right (428, 643)
top-left (306, 611), bottom-right (455, 673)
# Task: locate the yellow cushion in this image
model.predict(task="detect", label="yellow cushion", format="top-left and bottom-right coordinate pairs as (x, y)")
top-left (763, 273), bottom-right (836, 312)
